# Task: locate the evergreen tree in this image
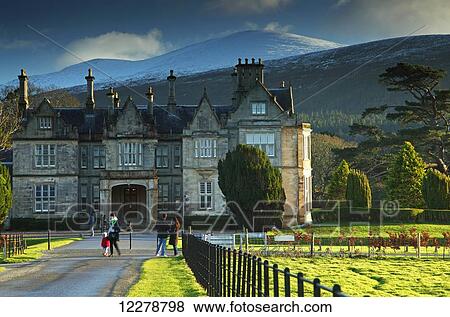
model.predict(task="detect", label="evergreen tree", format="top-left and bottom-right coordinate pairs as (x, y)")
top-left (326, 160), bottom-right (350, 201)
top-left (0, 163), bottom-right (12, 225)
top-left (385, 142), bottom-right (426, 208)
top-left (218, 145), bottom-right (285, 229)
top-left (422, 169), bottom-right (450, 209)
top-left (346, 169), bottom-right (372, 208)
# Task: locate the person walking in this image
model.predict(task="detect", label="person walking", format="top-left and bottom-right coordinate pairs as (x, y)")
top-left (169, 216), bottom-right (181, 256)
top-left (155, 213), bottom-right (169, 256)
top-left (108, 212), bottom-right (121, 257)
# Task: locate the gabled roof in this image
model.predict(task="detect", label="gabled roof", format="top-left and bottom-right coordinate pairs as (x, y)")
top-left (269, 87), bottom-right (294, 113)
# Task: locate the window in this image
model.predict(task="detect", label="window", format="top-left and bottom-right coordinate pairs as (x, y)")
top-left (156, 146), bottom-right (169, 168)
top-left (92, 184), bottom-right (100, 211)
top-left (35, 184), bottom-right (56, 213)
top-left (199, 181), bottom-right (213, 210)
top-left (245, 133), bottom-right (275, 157)
top-left (80, 146), bottom-right (88, 169)
top-left (158, 183), bottom-right (169, 203)
top-left (303, 134), bottom-right (311, 160)
top-left (194, 139), bottom-right (217, 158)
top-left (174, 183), bottom-right (182, 202)
top-left (119, 143), bottom-right (143, 166)
top-left (80, 183), bottom-right (88, 207)
top-left (93, 146), bottom-right (105, 169)
top-left (39, 117), bottom-right (52, 129)
top-left (251, 102), bottom-right (266, 115)
top-left (174, 145), bottom-right (181, 168)
top-left (35, 144), bottom-right (56, 167)
top-left (304, 176), bottom-right (312, 212)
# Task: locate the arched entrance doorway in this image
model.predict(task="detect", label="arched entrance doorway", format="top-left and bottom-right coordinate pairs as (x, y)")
top-left (111, 184), bottom-right (147, 227)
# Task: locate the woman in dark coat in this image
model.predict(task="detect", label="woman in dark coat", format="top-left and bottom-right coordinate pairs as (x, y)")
top-left (169, 217), bottom-right (181, 256)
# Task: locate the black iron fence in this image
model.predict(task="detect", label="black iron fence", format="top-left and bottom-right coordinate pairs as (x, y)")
top-left (1, 234), bottom-right (27, 258)
top-left (182, 233), bottom-right (347, 297)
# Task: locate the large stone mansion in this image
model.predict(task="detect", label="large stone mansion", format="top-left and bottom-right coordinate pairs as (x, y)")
top-left (10, 58), bottom-right (312, 229)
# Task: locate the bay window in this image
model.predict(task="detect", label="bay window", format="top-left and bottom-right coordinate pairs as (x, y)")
top-left (194, 139), bottom-right (217, 158)
top-left (119, 143), bottom-right (143, 166)
top-left (245, 133), bottom-right (275, 157)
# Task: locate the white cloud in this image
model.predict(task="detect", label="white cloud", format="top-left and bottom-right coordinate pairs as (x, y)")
top-left (263, 22), bottom-right (292, 33)
top-left (331, 0), bottom-right (450, 38)
top-left (245, 21), bottom-right (292, 33)
top-left (58, 29), bottom-right (167, 67)
top-left (334, 0), bottom-right (351, 7)
top-left (209, 0), bottom-right (292, 14)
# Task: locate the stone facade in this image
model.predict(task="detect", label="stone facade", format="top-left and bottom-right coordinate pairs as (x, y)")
top-left (10, 59), bottom-right (312, 229)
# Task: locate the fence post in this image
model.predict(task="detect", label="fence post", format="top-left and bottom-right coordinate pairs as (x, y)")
top-left (263, 260), bottom-right (269, 297)
top-left (417, 233), bottom-right (421, 258)
top-left (257, 258), bottom-right (263, 297)
top-left (129, 231), bottom-right (132, 250)
top-left (47, 229), bottom-right (51, 250)
top-left (237, 250), bottom-right (242, 296)
top-left (227, 248), bottom-right (231, 297)
top-left (241, 251), bottom-right (247, 296)
top-left (223, 247), bottom-right (227, 297)
top-left (232, 249), bottom-right (237, 296)
top-left (273, 263), bottom-right (279, 297)
top-left (297, 272), bottom-right (305, 297)
top-left (284, 267), bottom-right (291, 297)
top-left (333, 284), bottom-right (342, 297)
top-left (246, 254), bottom-right (252, 296)
top-left (313, 278), bottom-right (321, 297)
top-left (245, 228), bottom-right (249, 253)
top-left (251, 255), bottom-right (257, 297)
top-left (310, 232), bottom-right (315, 257)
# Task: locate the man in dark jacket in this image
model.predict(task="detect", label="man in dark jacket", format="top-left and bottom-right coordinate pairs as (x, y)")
top-left (155, 213), bottom-right (169, 256)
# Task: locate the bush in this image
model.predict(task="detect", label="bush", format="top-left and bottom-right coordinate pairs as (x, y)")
top-left (346, 169), bottom-right (372, 208)
top-left (311, 207), bottom-right (449, 224)
top-left (0, 163), bottom-right (12, 225)
top-left (422, 169), bottom-right (450, 209)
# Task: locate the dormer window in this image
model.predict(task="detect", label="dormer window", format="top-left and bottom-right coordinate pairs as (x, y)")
top-left (39, 117), bottom-right (52, 129)
top-left (251, 102), bottom-right (266, 115)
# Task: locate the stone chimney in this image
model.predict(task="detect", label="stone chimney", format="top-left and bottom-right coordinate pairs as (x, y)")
top-left (167, 69), bottom-right (176, 112)
top-left (146, 86), bottom-right (154, 116)
top-left (235, 57), bottom-right (264, 90)
top-left (106, 87), bottom-right (115, 113)
top-left (18, 69), bottom-right (29, 113)
top-left (85, 68), bottom-right (95, 111)
top-left (114, 92), bottom-right (120, 109)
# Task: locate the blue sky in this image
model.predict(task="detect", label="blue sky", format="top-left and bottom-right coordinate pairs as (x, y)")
top-left (1, 0), bottom-right (449, 83)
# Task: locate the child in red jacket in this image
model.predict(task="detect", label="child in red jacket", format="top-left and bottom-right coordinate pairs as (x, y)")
top-left (101, 232), bottom-right (110, 256)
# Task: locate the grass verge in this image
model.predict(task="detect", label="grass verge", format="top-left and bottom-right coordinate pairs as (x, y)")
top-left (268, 256), bottom-right (450, 297)
top-left (0, 237), bottom-right (81, 264)
top-left (127, 256), bottom-right (206, 297)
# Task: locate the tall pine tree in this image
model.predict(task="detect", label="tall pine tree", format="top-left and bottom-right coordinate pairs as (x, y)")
top-left (385, 142), bottom-right (426, 208)
top-left (346, 169), bottom-right (372, 208)
top-left (326, 160), bottom-right (350, 201)
top-left (422, 169), bottom-right (450, 209)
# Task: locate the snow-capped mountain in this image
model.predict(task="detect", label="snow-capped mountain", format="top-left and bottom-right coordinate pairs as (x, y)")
top-left (2, 30), bottom-right (342, 89)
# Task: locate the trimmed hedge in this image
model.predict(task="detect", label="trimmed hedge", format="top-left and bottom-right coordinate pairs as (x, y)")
top-left (312, 207), bottom-right (450, 224)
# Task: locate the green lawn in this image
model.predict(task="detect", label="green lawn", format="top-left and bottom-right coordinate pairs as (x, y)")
top-left (268, 256), bottom-right (450, 297)
top-left (127, 257), bottom-right (206, 297)
top-left (0, 237), bottom-right (81, 264)
top-left (288, 224), bottom-right (450, 238)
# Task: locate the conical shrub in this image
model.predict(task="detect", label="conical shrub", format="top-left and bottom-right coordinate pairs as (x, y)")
top-left (422, 169), bottom-right (450, 209)
top-left (346, 169), bottom-right (372, 208)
